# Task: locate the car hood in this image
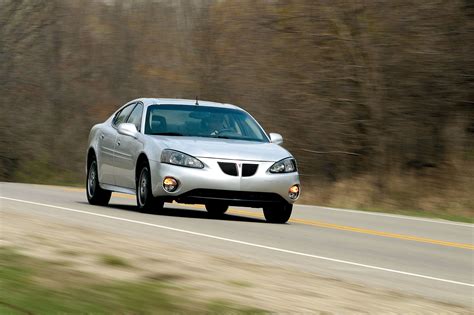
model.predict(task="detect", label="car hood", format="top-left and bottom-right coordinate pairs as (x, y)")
top-left (151, 136), bottom-right (291, 162)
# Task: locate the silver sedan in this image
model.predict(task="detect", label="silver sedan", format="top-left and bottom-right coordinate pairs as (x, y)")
top-left (86, 98), bottom-right (300, 223)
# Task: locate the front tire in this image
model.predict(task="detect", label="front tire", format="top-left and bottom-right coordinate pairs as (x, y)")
top-left (263, 203), bottom-right (293, 224)
top-left (205, 202), bottom-right (228, 217)
top-left (137, 162), bottom-right (164, 214)
top-left (86, 158), bottom-right (111, 206)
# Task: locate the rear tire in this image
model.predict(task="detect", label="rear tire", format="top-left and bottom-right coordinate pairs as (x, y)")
top-left (205, 203), bottom-right (229, 217)
top-left (263, 203), bottom-right (292, 224)
top-left (86, 158), bottom-right (111, 206)
top-left (137, 162), bottom-right (164, 214)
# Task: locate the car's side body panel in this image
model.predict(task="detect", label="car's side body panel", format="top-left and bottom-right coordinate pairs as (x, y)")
top-left (98, 123), bottom-right (118, 185)
top-left (114, 132), bottom-right (144, 189)
top-left (100, 183), bottom-right (135, 195)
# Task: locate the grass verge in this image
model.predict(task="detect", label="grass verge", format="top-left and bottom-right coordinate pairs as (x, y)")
top-left (98, 254), bottom-right (132, 268)
top-left (0, 247), bottom-right (265, 314)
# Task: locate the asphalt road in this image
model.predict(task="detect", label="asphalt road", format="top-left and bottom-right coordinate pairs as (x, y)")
top-left (1, 182), bottom-right (473, 308)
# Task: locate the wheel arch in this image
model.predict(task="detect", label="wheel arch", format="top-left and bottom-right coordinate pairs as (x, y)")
top-left (87, 147), bottom-right (96, 167)
top-left (135, 153), bottom-right (149, 184)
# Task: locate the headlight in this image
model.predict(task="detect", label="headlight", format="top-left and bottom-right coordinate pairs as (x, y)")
top-left (161, 149), bottom-right (204, 169)
top-left (269, 158), bottom-right (297, 173)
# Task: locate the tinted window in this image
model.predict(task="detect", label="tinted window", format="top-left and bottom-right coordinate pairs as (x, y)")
top-left (127, 103), bottom-right (143, 131)
top-left (113, 103), bottom-right (135, 126)
top-left (144, 105), bottom-right (269, 142)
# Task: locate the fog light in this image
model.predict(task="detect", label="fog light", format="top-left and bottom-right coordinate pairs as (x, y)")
top-left (163, 177), bottom-right (178, 192)
top-left (289, 185), bottom-right (300, 200)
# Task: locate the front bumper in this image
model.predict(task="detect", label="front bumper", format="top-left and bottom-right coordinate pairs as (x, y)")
top-left (149, 157), bottom-right (300, 205)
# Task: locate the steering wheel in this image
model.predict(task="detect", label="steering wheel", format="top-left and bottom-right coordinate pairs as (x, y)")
top-left (210, 128), bottom-right (233, 136)
top-left (216, 128), bottom-right (234, 135)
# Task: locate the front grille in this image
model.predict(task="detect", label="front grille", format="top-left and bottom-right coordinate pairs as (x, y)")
top-left (218, 162), bottom-right (238, 176)
top-left (242, 164), bottom-right (258, 177)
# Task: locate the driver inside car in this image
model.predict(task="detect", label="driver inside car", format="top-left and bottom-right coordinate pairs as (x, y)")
top-left (202, 113), bottom-right (227, 136)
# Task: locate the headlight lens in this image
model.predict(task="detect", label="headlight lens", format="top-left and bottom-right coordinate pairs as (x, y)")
top-left (269, 158), bottom-right (297, 173)
top-left (161, 150), bottom-right (204, 168)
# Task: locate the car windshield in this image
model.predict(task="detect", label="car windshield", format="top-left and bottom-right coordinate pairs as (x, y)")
top-left (145, 105), bottom-right (269, 142)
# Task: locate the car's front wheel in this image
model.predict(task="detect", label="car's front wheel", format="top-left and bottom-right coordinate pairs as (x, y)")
top-left (137, 162), bottom-right (164, 213)
top-left (263, 203), bottom-right (293, 223)
top-left (86, 158), bottom-right (111, 206)
top-left (205, 202), bottom-right (229, 217)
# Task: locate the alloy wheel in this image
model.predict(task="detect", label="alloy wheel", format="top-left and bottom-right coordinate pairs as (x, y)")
top-left (138, 168), bottom-right (149, 207)
top-left (87, 161), bottom-right (97, 198)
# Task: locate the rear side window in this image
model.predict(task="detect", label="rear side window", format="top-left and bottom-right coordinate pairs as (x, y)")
top-left (127, 103), bottom-right (143, 131)
top-left (113, 103), bottom-right (135, 127)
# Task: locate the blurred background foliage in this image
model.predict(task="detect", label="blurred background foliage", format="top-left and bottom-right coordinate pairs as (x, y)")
top-left (1, 0), bottom-right (473, 219)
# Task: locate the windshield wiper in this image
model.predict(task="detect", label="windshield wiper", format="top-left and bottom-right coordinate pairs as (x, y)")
top-left (213, 135), bottom-right (263, 142)
top-left (151, 132), bottom-right (184, 136)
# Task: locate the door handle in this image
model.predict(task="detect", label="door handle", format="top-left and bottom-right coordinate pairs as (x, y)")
top-left (117, 140), bottom-right (121, 146)
top-left (100, 134), bottom-right (105, 140)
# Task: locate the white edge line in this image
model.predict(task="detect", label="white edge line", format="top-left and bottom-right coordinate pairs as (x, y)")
top-left (1, 196), bottom-right (473, 288)
top-left (296, 204), bottom-right (473, 228)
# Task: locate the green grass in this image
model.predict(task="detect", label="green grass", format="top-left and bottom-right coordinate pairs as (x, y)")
top-left (98, 254), bottom-right (132, 268)
top-left (12, 158), bottom-right (83, 187)
top-left (0, 247), bottom-right (266, 314)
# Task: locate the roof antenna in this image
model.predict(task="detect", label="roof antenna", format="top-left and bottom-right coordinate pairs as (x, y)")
top-left (195, 96), bottom-right (199, 106)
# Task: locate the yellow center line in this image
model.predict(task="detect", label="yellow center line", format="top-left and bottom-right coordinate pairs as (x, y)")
top-left (228, 209), bottom-right (474, 250)
top-left (64, 187), bottom-right (90, 192)
top-left (63, 187), bottom-right (474, 250)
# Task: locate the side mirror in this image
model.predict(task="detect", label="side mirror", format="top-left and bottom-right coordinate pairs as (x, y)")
top-left (269, 133), bottom-right (283, 145)
top-left (118, 123), bottom-right (139, 138)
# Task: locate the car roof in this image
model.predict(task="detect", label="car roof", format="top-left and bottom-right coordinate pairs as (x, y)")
top-left (132, 98), bottom-right (242, 110)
